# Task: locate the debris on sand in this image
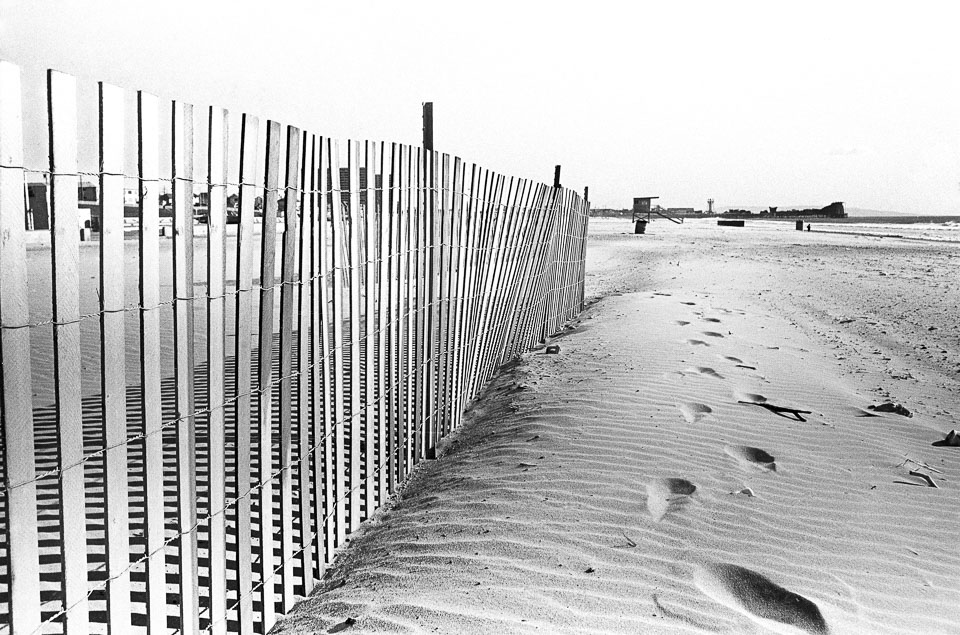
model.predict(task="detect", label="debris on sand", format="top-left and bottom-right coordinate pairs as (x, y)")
top-left (545, 345), bottom-right (561, 354)
top-left (932, 429), bottom-right (960, 447)
top-left (867, 402), bottom-right (912, 417)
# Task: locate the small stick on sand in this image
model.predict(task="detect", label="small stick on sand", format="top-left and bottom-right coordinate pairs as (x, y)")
top-left (908, 470), bottom-right (939, 488)
top-left (737, 400), bottom-right (813, 421)
top-left (897, 457), bottom-right (944, 474)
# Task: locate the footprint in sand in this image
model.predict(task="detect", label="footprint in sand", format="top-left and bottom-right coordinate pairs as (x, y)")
top-left (733, 391), bottom-right (767, 404)
top-left (646, 478), bottom-right (697, 521)
top-left (686, 339), bottom-right (710, 347)
top-left (678, 402), bottom-right (713, 423)
top-left (702, 331), bottom-right (725, 338)
top-left (722, 355), bottom-right (744, 364)
top-left (675, 320), bottom-right (691, 326)
top-left (724, 445), bottom-right (777, 471)
top-left (703, 317), bottom-right (722, 323)
top-left (694, 563), bottom-right (829, 634)
top-left (681, 301), bottom-right (697, 306)
top-left (693, 367), bottom-right (724, 379)
top-left (840, 405), bottom-right (879, 418)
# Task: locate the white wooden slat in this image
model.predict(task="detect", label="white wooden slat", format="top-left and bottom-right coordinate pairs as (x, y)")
top-left (0, 59), bottom-right (42, 635)
top-left (363, 140), bottom-right (376, 515)
top-left (375, 142), bottom-right (390, 501)
top-left (48, 68), bottom-right (90, 634)
top-left (327, 139), bottom-right (347, 547)
top-left (205, 104), bottom-right (229, 635)
top-left (98, 80), bottom-right (132, 633)
top-left (296, 132), bottom-right (315, 594)
top-left (171, 99), bottom-right (199, 635)
top-left (277, 124), bottom-right (301, 614)
top-left (256, 120), bottom-right (281, 631)
top-left (137, 89), bottom-right (166, 635)
top-left (347, 140), bottom-right (362, 532)
top-left (233, 113), bottom-right (259, 633)
top-left (314, 138), bottom-right (335, 565)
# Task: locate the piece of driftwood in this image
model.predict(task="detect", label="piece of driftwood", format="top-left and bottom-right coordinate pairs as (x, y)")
top-left (908, 470), bottom-right (939, 488)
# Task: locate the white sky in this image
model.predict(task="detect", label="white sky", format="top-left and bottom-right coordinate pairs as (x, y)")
top-left (3, 0), bottom-right (959, 213)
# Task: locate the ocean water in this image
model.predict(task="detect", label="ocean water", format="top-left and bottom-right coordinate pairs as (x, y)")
top-left (797, 218), bottom-right (960, 243)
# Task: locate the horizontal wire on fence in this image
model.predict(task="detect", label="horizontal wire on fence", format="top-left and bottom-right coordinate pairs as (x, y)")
top-left (10, 165), bottom-right (571, 213)
top-left (2, 271), bottom-right (520, 494)
top-left (0, 230), bottom-right (555, 333)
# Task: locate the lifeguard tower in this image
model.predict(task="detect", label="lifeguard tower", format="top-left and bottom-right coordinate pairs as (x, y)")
top-left (632, 196), bottom-right (657, 233)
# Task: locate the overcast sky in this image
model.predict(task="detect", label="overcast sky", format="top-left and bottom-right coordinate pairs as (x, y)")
top-left (3, 0), bottom-right (958, 213)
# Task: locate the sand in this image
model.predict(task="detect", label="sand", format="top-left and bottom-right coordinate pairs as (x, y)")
top-left (271, 217), bottom-right (960, 634)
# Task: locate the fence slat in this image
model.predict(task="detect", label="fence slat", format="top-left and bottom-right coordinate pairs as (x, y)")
top-left (205, 105), bottom-right (229, 635)
top-left (385, 143), bottom-right (400, 491)
top-left (277, 125), bottom-right (301, 614)
top-left (447, 159), bottom-right (470, 432)
top-left (412, 148), bottom-right (425, 463)
top-left (172, 99), bottom-right (199, 635)
top-left (347, 140), bottom-right (362, 532)
top-left (0, 59), bottom-right (42, 635)
top-left (425, 150), bottom-right (441, 454)
top-left (48, 68), bottom-right (90, 635)
top-left (233, 113), bottom-right (259, 633)
top-left (327, 139), bottom-right (347, 547)
top-left (137, 89), bottom-right (166, 635)
top-left (397, 144), bottom-right (411, 480)
top-left (375, 142), bottom-right (390, 502)
top-left (315, 139), bottom-right (335, 564)
top-left (438, 154), bottom-right (454, 436)
top-left (98, 80), bottom-right (132, 633)
top-left (363, 141), bottom-right (376, 515)
top-left (296, 132), bottom-right (315, 595)
top-left (256, 120), bottom-right (281, 632)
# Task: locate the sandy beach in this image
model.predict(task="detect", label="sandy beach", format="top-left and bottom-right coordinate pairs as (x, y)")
top-left (273, 217), bottom-right (960, 634)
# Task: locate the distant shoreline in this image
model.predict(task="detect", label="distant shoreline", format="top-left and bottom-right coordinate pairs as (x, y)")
top-left (590, 213), bottom-right (960, 225)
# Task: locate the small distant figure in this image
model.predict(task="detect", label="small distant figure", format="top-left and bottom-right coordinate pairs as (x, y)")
top-left (806, 224), bottom-right (811, 232)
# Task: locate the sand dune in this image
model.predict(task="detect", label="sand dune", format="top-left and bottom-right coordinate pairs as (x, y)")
top-left (274, 218), bottom-right (960, 634)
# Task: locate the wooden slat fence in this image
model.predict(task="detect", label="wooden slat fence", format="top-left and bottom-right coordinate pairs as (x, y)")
top-left (0, 61), bottom-right (589, 634)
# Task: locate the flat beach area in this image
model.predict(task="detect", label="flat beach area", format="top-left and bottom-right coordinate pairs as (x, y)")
top-left (274, 217), bottom-right (960, 634)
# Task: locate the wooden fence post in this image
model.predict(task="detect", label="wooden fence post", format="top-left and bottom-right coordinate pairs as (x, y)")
top-left (422, 102), bottom-right (433, 151)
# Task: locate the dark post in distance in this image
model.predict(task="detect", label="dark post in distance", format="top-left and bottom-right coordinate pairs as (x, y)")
top-left (422, 102), bottom-right (433, 151)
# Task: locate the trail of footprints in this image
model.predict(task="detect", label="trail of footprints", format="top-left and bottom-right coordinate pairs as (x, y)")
top-left (645, 297), bottom-right (830, 633)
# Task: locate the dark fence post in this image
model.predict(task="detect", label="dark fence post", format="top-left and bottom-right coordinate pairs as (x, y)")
top-left (422, 102), bottom-right (433, 151)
